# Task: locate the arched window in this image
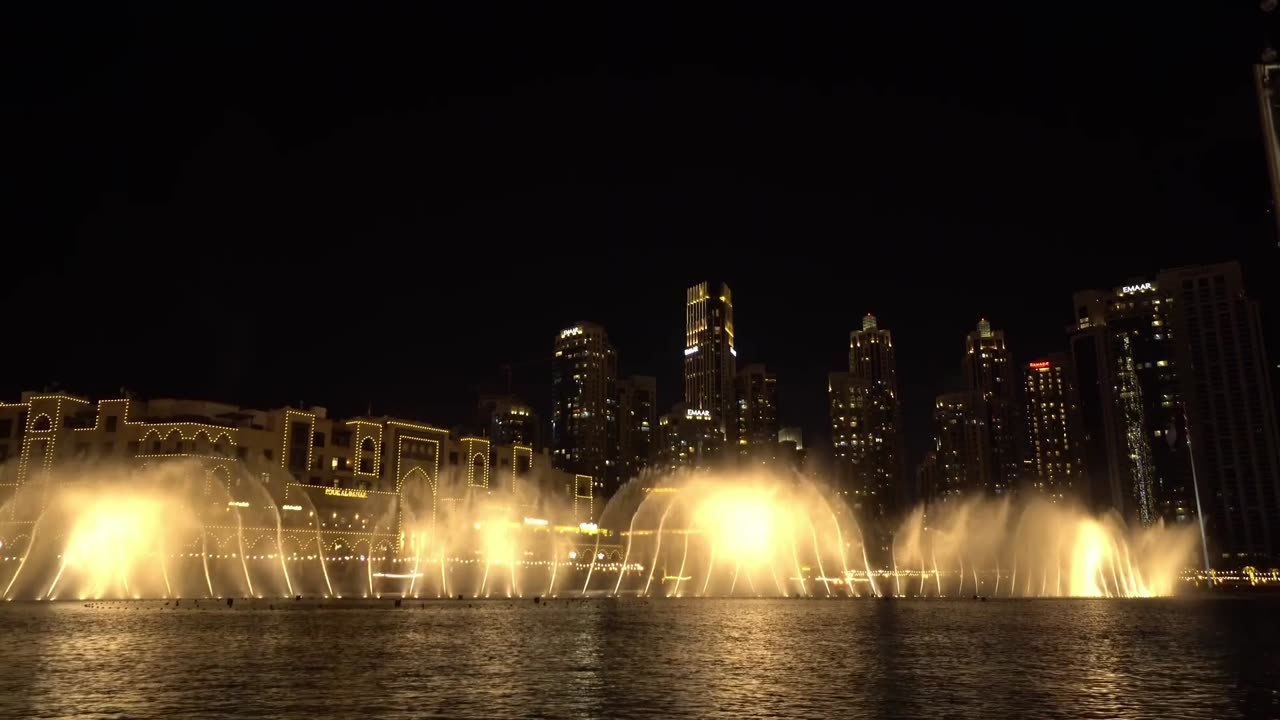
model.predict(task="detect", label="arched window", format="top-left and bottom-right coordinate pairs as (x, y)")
top-left (361, 437), bottom-right (375, 453)
top-left (471, 454), bottom-right (485, 485)
top-left (31, 415), bottom-right (51, 432)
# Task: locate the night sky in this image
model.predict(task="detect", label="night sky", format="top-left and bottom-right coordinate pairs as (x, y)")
top-left (6, 2), bottom-right (1278, 470)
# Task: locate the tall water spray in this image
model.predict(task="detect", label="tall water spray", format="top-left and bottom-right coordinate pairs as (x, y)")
top-left (594, 469), bottom-right (1197, 598)
top-left (1, 462), bottom-right (1199, 601)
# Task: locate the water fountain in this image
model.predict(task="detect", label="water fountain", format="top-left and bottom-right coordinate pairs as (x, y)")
top-left (0, 461), bottom-right (1198, 601)
top-left (588, 469), bottom-right (1199, 598)
top-left (599, 473), bottom-right (865, 597)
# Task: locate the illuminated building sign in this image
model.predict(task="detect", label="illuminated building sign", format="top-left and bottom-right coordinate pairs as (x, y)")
top-left (282, 504), bottom-right (303, 512)
top-left (560, 326), bottom-right (583, 339)
top-left (325, 487), bottom-right (368, 499)
top-left (1119, 282), bottom-right (1154, 295)
top-left (684, 346), bottom-right (698, 356)
top-left (227, 501), bottom-right (250, 508)
top-left (551, 522), bottom-right (605, 535)
top-left (686, 409), bottom-right (711, 419)
top-left (1029, 361), bottom-right (1051, 370)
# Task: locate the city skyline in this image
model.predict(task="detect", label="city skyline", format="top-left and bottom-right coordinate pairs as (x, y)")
top-left (4, 259), bottom-right (1274, 474)
top-left (5, 259), bottom-right (1275, 563)
top-left (7, 3), bottom-right (1279, 480)
top-left (4, 4), bottom-right (1280, 718)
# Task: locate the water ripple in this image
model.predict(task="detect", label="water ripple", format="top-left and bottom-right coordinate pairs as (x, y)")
top-left (0, 597), bottom-right (1275, 719)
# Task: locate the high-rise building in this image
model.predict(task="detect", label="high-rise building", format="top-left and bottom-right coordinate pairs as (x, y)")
top-left (1157, 262), bottom-right (1280, 565)
top-left (1069, 312), bottom-right (1124, 515)
top-left (1024, 354), bottom-right (1085, 503)
top-left (778, 427), bottom-right (803, 449)
top-left (1255, 63), bottom-right (1280, 244)
top-left (616, 375), bottom-right (657, 488)
top-left (777, 427), bottom-right (805, 472)
top-left (829, 371), bottom-right (860, 499)
top-left (551, 323), bottom-right (617, 497)
top-left (735, 363), bottom-right (778, 461)
top-left (930, 391), bottom-right (990, 503)
top-left (656, 403), bottom-right (723, 473)
top-left (1068, 281), bottom-right (1191, 524)
top-left (684, 281), bottom-right (737, 444)
top-left (840, 313), bottom-right (904, 519)
top-left (479, 395), bottom-right (540, 449)
top-left (962, 318), bottom-right (1019, 494)
top-left (917, 450), bottom-right (939, 506)
top-left (850, 314), bottom-right (895, 385)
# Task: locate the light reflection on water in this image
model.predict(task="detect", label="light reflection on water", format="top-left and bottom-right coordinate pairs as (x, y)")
top-left (0, 598), bottom-right (1275, 719)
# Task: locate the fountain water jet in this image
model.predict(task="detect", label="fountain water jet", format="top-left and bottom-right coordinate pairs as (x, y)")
top-left (0, 462), bottom-right (1199, 601)
top-left (581, 532), bottom-right (601, 597)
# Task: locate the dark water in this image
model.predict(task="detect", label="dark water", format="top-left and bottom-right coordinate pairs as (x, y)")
top-left (0, 597), bottom-right (1276, 719)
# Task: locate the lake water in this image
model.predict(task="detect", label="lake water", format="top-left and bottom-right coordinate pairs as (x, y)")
top-left (0, 597), bottom-right (1276, 719)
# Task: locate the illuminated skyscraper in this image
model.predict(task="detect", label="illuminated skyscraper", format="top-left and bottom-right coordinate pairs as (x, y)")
top-left (828, 371), bottom-right (859, 499)
top-left (961, 319), bottom-right (1019, 494)
top-left (1024, 354), bottom-right (1085, 503)
top-left (1255, 63), bottom-right (1280, 244)
top-left (551, 323), bottom-right (616, 495)
top-left (916, 450), bottom-right (939, 506)
top-left (850, 313), bottom-right (896, 385)
top-left (1157, 262), bottom-right (1280, 565)
top-left (656, 404), bottom-right (723, 473)
top-left (778, 427), bottom-right (803, 449)
top-left (842, 313), bottom-right (904, 519)
top-left (930, 391), bottom-right (989, 502)
top-left (684, 281), bottom-right (736, 443)
top-left (735, 363), bottom-right (778, 462)
top-left (777, 426), bottom-right (805, 472)
top-left (480, 396), bottom-right (540, 449)
top-left (1068, 281), bottom-right (1189, 524)
top-left (616, 375), bottom-right (657, 488)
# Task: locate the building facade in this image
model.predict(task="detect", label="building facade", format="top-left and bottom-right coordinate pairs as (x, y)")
top-left (929, 391), bottom-right (990, 503)
top-left (735, 363), bottom-right (778, 463)
top-left (480, 395), bottom-right (540, 449)
top-left (551, 323), bottom-right (617, 500)
top-left (0, 390), bottom-right (601, 550)
top-left (656, 404), bottom-right (723, 474)
top-left (832, 313), bottom-right (904, 519)
top-left (616, 375), bottom-right (657, 490)
top-left (961, 318), bottom-right (1020, 495)
top-left (916, 450), bottom-right (939, 507)
top-left (778, 427), bottom-right (803, 449)
top-left (1157, 262), bottom-right (1280, 565)
top-left (1255, 63), bottom-right (1280, 243)
top-left (684, 281), bottom-right (737, 445)
top-left (1069, 281), bottom-right (1191, 525)
top-left (1023, 354), bottom-right (1085, 503)
top-left (829, 371), bottom-right (858, 499)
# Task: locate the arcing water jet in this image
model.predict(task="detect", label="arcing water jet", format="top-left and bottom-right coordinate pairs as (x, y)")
top-left (0, 462), bottom-right (1198, 601)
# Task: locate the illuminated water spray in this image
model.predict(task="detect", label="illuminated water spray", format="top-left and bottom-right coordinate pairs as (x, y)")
top-left (599, 470), bottom-right (1196, 599)
top-left (0, 462), bottom-right (1198, 601)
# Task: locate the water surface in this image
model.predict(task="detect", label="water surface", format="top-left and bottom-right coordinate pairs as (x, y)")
top-left (0, 597), bottom-right (1275, 719)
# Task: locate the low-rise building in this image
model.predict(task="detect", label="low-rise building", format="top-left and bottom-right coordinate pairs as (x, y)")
top-left (0, 390), bottom-right (598, 551)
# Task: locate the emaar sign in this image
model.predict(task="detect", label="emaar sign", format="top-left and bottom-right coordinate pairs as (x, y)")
top-left (1120, 282), bottom-right (1154, 295)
